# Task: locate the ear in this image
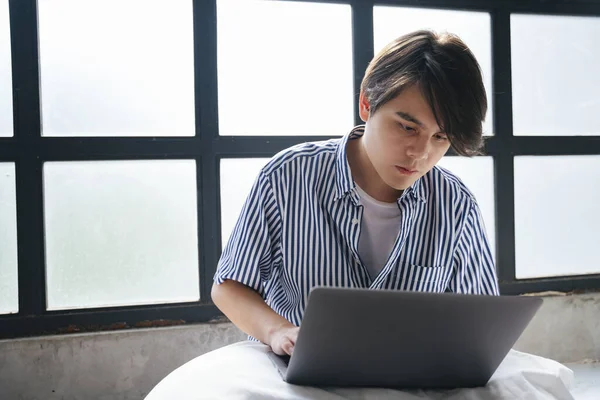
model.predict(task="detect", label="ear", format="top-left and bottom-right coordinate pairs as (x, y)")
top-left (358, 91), bottom-right (371, 123)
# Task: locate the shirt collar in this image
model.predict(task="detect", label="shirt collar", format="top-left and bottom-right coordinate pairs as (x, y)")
top-left (335, 125), bottom-right (427, 204)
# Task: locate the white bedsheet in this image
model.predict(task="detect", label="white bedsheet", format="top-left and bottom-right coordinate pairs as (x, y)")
top-left (145, 341), bottom-right (575, 400)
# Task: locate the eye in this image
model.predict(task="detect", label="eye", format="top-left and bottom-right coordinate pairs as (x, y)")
top-left (398, 122), bottom-right (416, 132)
top-left (434, 133), bottom-right (448, 142)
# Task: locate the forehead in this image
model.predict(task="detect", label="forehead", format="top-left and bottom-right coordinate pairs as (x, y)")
top-left (383, 84), bottom-right (440, 129)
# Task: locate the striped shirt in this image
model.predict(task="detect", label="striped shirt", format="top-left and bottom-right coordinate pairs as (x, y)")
top-left (215, 126), bottom-right (499, 328)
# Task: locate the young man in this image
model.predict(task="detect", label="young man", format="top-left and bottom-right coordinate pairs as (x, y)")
top-left (212, 30), bottom-right (499, 357)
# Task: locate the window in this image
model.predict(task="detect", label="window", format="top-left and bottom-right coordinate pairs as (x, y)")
top-left (2, 0), bottom-right (599, 339)
top-left (44, 161), bottom-right (200, 310)
top-left (220, 158), bottom-right (270, 246)
top-left (0, 163), bottom-right (18, 314)
top-left (515, 156), bottom-right (600, 278)
top-left (1, 0), bottom-right (12, 137)
top-left (217, 0), bottom-right (353, 136)
top-left (38, 0), bottom-right (195, 136)
top-left (511, 14), bottom-right (600, 136)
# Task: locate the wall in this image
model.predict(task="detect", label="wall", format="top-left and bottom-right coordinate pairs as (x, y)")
top-left (513, 292), bottom-right (600, 362)
top-left (0, 322), bottom-right (245, 400)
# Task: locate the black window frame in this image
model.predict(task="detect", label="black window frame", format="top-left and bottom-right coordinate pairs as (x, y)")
top-left (1, 0), bottom-right (599, 340)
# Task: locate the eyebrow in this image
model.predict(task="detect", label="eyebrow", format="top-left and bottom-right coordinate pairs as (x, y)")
top-left (395, 111), bottom-right (424, 127)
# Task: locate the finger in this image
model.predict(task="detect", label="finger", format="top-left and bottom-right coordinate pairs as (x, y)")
top-left (289, 328), bottom-right (299, 344)
top-left (282, 339), bottom-right (294, 356)
top-left (272, 344), bottom-right (287, 356)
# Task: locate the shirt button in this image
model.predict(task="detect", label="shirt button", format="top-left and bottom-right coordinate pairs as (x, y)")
top-left (352, 218), bottom-right (359, 225)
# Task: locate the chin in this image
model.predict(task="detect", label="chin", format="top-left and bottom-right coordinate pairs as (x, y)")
top-left (386, 179), bottom-right (412, 192)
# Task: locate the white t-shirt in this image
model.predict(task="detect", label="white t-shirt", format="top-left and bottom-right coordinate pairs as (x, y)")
top-left (355, 184), bottom-right (402, 280)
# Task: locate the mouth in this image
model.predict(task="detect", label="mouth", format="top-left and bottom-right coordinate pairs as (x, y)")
top-left (395, 166), bottom-right (418, 176)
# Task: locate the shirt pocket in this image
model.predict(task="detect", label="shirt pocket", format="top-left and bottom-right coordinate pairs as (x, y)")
top-left (396, 263), bottom-right (453, 293)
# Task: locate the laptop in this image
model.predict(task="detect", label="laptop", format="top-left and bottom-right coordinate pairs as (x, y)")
top-left (268, 287), bottom-right (542, 389)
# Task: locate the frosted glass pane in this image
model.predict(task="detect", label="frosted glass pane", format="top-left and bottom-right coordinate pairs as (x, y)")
top-left (511, 15), bottom-right (600, 136)
top-left (0, 0), bottom-right (12, 137)
top-left (515, 156), bottom-right (600, 278)
top-left (44, 160), bottom-right (199, 310)
top-left (220, 158), bottom-right (269, 246)
top-left (38, 0), bottom-right (195, 137)
top-left (0, 163), bottom-right (18, 314)
top-left (374, 7), bottom-right (493, 136)
top-left (436, 157), bottom-right (496, 256)
top-left (217, 0), bottom-right (353, 136)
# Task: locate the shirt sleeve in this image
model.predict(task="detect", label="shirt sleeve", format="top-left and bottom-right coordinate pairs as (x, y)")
top-left (448, 202), bottom-right (500, 295)
top-left (214, 170), bottom-right (282, 295)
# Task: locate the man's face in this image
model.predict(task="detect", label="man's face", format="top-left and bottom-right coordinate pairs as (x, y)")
top-left (359, 84), bottom-right (451, 191)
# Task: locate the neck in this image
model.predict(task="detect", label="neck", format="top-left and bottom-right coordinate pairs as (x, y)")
top-left (346, 137), bottom-right (402, 203)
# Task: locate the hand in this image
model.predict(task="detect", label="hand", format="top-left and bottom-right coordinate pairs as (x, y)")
top-left (268, 323), bottom-right (299, 356)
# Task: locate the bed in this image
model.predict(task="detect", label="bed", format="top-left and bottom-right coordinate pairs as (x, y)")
top-left (145, 341), bottom-right (575, 400)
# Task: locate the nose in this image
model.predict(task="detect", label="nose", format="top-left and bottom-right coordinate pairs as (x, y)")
top-left (405, 135), bottom-right (429, 161)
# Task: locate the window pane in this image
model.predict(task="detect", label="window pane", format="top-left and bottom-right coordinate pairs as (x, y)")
top-left (220, 158), bottom-right (269, 246)
top-left (511, 15), bottom-right (600, 136)
top-left (0, 163), bottom-right (18, 314)
top-left (44, 160), bottom-right (199, 310)
top-left (515, 156), bottom-right (600, 278)
top-left (0, 0), bottom-right (13, 137)
top-left (38, 0), bottom-right (195, 137)
top-left (374, 7), bottom-right (493, 136)
top-left (436, 157), bottom-right (496, 256)
top-left (217, 0), bottom-right (353, 136)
